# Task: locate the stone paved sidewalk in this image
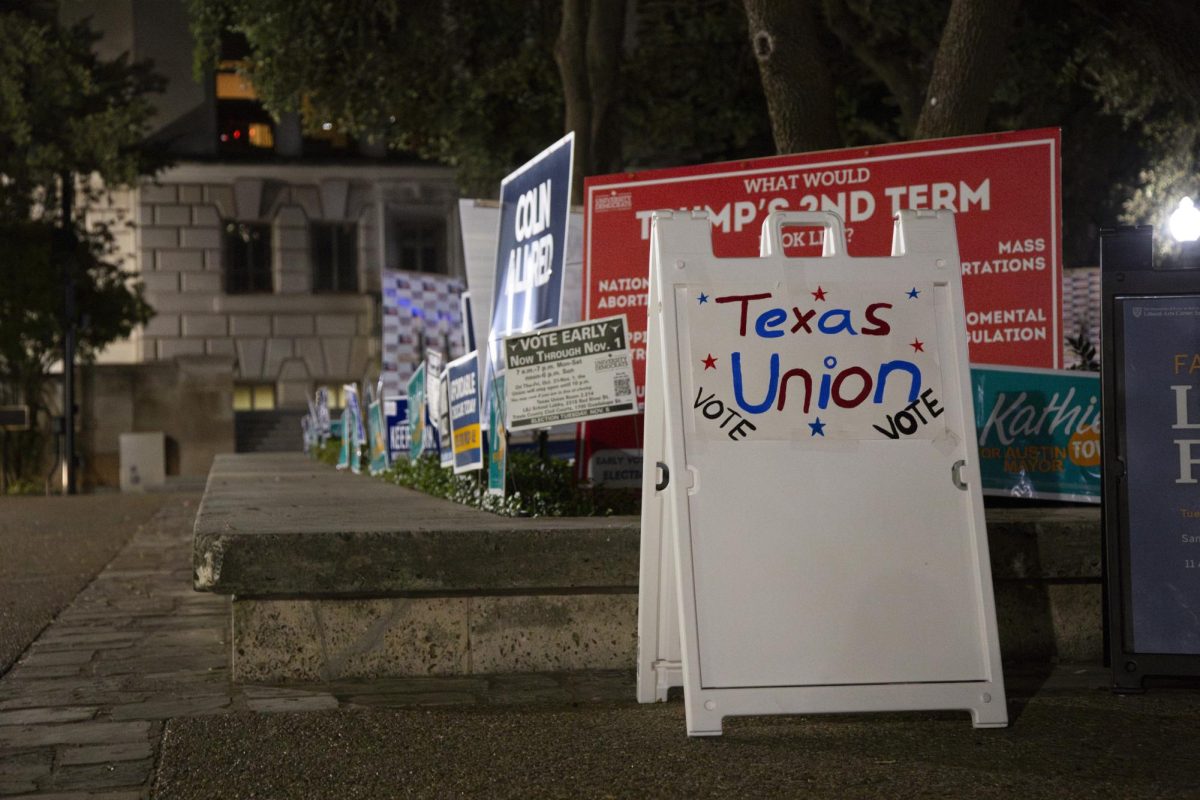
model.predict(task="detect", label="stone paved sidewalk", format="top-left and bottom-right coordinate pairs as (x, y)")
top-left (0, 496), bottom-right (227, 797)
top-left (0, 495), bottom-right (637, 798)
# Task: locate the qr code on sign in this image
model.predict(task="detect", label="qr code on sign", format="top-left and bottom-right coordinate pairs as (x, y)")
top-left (613, 373), bottom-right (632, 398)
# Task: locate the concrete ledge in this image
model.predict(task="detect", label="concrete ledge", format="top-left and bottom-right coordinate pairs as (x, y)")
top-left (195, 454), bottom-right (1103, 681)
top-left (194, 454), bottom-right (639, 596)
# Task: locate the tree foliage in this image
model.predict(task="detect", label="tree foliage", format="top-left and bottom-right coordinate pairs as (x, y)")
top-left (189, 0), bottom-right (768, 196)
top-left (740, 0), bottom-right (1200, 264)
top-left (0, 2), bottom-right (162, 489)
top-left (190, 0), bottom-right (1199, 264)
top-left (0, 2), bottom-right (165, 217)
top-left (190, 0), bottom-right (563, 197)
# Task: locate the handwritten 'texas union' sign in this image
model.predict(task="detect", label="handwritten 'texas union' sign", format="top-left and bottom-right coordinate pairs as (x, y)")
top-left (686, 281), bottom-right (945, 442)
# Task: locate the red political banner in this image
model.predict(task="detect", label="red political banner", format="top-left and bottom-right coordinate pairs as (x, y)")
top-left (579, 129), bottom-right (1062, 477)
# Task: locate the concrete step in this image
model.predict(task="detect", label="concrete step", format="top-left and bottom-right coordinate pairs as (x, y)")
top-left (234, 411), bottom-right (303, 453)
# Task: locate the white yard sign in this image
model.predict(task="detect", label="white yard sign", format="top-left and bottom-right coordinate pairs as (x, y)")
top-left (504, 315), bottom-right (636, 431)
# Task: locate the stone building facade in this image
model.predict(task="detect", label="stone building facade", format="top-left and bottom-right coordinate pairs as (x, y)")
top-left (128, 163), bottom-right (460, 410)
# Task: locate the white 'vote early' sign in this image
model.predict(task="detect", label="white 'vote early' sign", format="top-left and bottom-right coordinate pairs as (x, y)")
top-left (504, 315), bottom-right (636, 431)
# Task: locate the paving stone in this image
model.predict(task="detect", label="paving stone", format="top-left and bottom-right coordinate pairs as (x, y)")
top-left (33, 629), bottom-right (138, 642)
top-left (43, 758), bottom-right (154, 792)
top-left (14, 664), bottom-right (88, 679)
top-left (17, 650), bottom-right (97, 668)
top-left (90, 652), bottom-right (226, 674)
top-left (57, 741), bottom-right (154, 766)
top-left (0, 692), bottom-right (151, 712)
top-left (0, 749), bottom-right (52, 795)
top-left (0, 677), bottom-right (129, 696)
top-left (32, 635), bottom-right (141, 653)
top-left (0, 721), bottom-right (151, 747)
top-left (108, 695), bottom-right (230, 721)
top-left (0, 707), bottom-right (97, 726)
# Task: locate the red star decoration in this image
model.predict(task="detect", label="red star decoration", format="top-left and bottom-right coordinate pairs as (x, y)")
top-left (811, 286), bottom-right (827, 301)
top-left (702, 354), bottom-right (717, 370)
top-left (910, 339), bottom-right (925, 353)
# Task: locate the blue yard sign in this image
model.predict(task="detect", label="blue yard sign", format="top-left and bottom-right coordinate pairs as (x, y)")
top-left (384, 395), bottom-right (409, 463)
top-left (448, 351), bottom-right (484, 473)
top-left (483, 132), bottom-right (574, 430)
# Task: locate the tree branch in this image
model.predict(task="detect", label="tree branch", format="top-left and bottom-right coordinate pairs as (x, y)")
top-left (820, 0), bottom-right (923, 135)
top-left (914, 0), bottom-right (1020, 140)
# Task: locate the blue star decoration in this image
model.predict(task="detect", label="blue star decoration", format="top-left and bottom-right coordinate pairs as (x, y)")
top-left (808, 417), bottom-right (826, 436)
top-left (697, 292), bottom-right (709, 305)
top-left (906, 287), bottom-right (921, 299)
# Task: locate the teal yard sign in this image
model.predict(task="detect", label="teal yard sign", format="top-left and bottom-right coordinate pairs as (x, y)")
top-left (972, 366), bottom-right (1100, 502)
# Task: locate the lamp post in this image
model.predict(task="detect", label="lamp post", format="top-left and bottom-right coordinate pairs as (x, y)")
top-left (60, 171), bottom-right (76, 495)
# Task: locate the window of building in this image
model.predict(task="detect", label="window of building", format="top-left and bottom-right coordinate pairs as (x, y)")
top-left (395, 220), bottom-right (445, 274)
top-left (214, 33), bottom-right (275, 153)
top-left (224, 221), bottom-right (272, 294)
top-left (233, 383), bottom-right (276, 411)
top-left (311, 222), bottom-right (358, 293)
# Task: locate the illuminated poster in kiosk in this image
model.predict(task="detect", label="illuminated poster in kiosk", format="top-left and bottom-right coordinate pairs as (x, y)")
top-left (1120, 295), bottom-right (1200, 655)
top-left (581, 128), bottom-right (1061, 476)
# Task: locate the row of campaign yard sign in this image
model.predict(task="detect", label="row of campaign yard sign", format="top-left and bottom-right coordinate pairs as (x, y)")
top-left (305, 127), bottom-right (1090, 502)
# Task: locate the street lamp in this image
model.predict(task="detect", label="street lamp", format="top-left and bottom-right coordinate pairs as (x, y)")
top-left (1168, 196), bottom-right (1200, 243)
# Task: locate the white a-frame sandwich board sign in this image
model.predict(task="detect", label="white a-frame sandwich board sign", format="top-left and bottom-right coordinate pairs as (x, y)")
top-left (642, 208), bottom-right (1007, 736)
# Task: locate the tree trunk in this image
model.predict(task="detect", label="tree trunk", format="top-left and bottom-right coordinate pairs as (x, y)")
top-left (585, 0), bottom-right (626, 179)
top-left (743, 0), bottom-right (841, 154)
top-left (555, 0), bottom-right (627, 205)
top-left (913, 0), bottom-right (1021, 140)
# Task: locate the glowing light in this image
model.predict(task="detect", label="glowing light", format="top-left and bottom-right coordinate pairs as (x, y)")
top-left (1169, 196), bottom-right (1200, 243)
top-left (321, 122), bottom-right (333, 131)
